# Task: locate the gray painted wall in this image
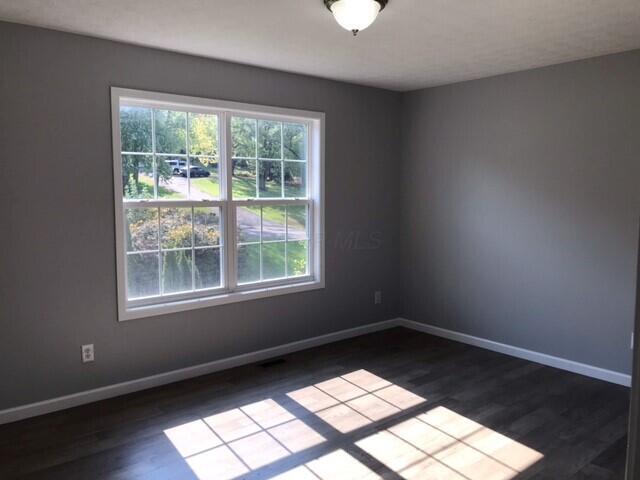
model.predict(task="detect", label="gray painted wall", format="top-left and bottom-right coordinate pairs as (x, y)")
top-left (401, 50), bottom-right (640, 374)
top-left (2, 20), bottom-right (639, 412)
top-left (0, 22), bottom-right (402, 410)
top-left (625, 226), bottom-right (640, 478)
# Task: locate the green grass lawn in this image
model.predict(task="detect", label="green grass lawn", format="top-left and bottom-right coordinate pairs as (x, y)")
top-left (232, 174), bottom-right (257, 198)
top-left (237, 240), bottom-right (308, 284)
top-left (139, 176), bottom-right (183, 199)
top-left (193, 174), bottom-right (265, 199)
top-left (140, 174), bottom-right (254, 200)
top-left (136, 168), bottom-right (303, 202)
top-left (192, 176), bottom-right (221, 198)
top-left (258, 205), bottom-right (306, 233)
top-left (231, 174), bottom-right (302, 200)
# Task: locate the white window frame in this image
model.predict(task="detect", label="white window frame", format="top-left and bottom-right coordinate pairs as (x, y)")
top-left (111, 87), bottom-right (325, 321)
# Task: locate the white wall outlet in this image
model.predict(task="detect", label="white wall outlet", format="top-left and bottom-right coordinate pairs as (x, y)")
top-left (374, 290), bottom-right (382, 305)
top-left (82, 344), bottom-right (94, 363)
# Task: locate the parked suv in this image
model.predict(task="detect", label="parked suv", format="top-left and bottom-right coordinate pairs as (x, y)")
top-left (165, 159), bottom-right (186, 175)
top-left (179, 166), bottom-right (210, 178)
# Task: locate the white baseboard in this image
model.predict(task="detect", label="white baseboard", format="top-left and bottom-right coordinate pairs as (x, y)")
top-left (397, 318), bottom-right (632, 387)
top-left (1, 316), bottom-right (631, 425)
top-left (0, 318), bottom-right (401, 425)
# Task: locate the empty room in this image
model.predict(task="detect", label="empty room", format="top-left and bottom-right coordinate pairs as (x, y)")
top-left (1, 1), bottom-right (640, 479)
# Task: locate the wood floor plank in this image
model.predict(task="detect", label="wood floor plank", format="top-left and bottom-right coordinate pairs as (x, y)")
top-left (0, 327), bottom-right (630, 479)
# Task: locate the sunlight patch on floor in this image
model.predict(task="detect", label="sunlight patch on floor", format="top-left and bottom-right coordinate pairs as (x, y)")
top-left (164, 369), bottom-right (541, 480)
top-left (288, 369), bottom-right (425, 433)
top-left (164, 397), bottom-right (326, 480)
top-left (272, 449), bottom-right (381, 480)
top-left (164, 419), bottom-right (222, 458)
top-left (357, 406), bottom-right (544, 480)
top-left (185, 445), bottom-right (249, 480)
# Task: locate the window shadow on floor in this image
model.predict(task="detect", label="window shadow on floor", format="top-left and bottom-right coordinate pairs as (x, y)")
top-left (163, 369), bottom-right (544, 479)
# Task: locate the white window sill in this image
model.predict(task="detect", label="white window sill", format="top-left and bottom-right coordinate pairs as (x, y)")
top-left (119, 279), bottom-right (325, 321)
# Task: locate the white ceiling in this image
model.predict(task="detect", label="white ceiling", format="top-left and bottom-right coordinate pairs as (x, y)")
top-left (1, 0), bottom-right (640, 91)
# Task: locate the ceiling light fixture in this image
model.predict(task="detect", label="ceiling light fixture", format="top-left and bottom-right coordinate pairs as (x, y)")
top-left (324, 0), bottom-right (388, 36)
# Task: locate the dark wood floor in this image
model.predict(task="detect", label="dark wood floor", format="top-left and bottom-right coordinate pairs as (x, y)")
top-left (0, 327), bottom-right (630, 479)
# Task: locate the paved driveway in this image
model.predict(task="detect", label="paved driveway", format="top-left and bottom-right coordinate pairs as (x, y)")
top-left (158, 175), bottom-right (306, 242)
top-left (159, 175), bottom-right (211, 200)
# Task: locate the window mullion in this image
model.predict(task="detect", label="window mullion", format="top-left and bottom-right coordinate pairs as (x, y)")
top-left (151, 109), bottom-right (157, 199)
top-left (285, 206), bottom-right (289, 277)
top-left (254, 118), bottom-right (258, 199)
top-left (185, 114), bottom-right (195, 292)
top-left (186, 112), bottom-right (191, 200)
top-left (259, 206), bottom-right (263, 281)
top-left (191, 206), bottom-right (196, 291)
top-left (307, 200), bottom-right (313, 277)
top-left (307, 123), bottom-right (314, 279)
top-left (226, 198), bottom-right (307, 207)
top-left (152, 109), bottom-right (162, 296)
top-left (280, 121), bottom-right (284, 198)
top-left (157, 206), bottom-right (163, 295)
top-left (124, 200), bottom-right (224, 208)
top-left (224, 112), bottom-right (238, 291)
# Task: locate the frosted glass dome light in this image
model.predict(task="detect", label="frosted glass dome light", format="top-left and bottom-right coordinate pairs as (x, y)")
top-left (325, 0), bottom-right (388, 36)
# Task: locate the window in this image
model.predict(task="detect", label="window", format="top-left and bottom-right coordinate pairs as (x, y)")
top-left (112, 88), bottom-right (324, 321)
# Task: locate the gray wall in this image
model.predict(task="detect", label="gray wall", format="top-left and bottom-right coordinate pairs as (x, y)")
top-left (0, 22), bottom-right (402, 410)
top-left (401, 50), bottom-right (640, 374)
top-left (625, 226), bottom-right (640, 478)
top-left (2, 20), bottom-right (638, 412)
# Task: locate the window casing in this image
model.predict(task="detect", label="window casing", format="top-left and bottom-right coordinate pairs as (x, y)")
top-left (112, 88), bottom-right (324, 321)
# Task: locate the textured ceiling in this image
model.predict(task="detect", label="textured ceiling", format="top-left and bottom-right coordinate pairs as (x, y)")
top-left (1, 0), bottom-right (640, 91)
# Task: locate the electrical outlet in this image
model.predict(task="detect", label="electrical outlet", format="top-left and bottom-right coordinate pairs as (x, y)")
top-left (82, 344), bottom-right (94, 363)
top-left (374, 290), bottom-right (382, 305)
